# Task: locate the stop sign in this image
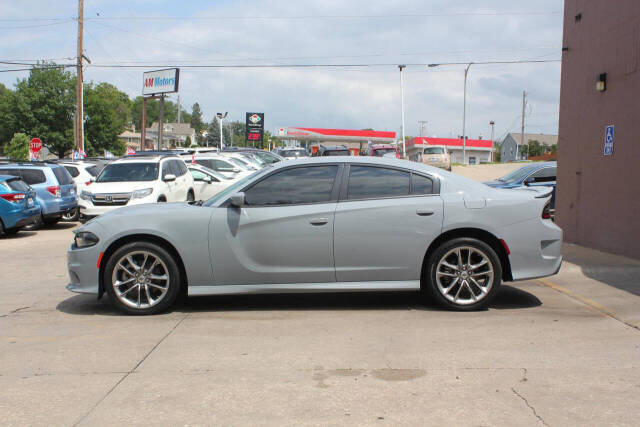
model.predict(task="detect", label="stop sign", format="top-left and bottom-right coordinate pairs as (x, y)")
top-left (30, 138), bottom-right (42, 152)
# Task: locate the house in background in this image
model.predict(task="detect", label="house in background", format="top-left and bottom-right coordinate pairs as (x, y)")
top-left (500, 133), bottom-right (558, 162)
top-left (118, 122), bottom-right (197, 151)
top-left (406, 137), bottom-right (493, 164)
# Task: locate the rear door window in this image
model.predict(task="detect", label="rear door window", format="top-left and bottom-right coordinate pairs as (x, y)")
top-left (64, 166), bottom-right (80, 178)
top-left (530, 167), bottom-right (556, 183)
top-left (86, 165), bottom-right (99, 176)
top-left (18, 169), bottom-right (47, 185)
top-left (52, 166), bottom-right (73, 185)
top-left (410, 174), bottom-right (434, 195)
top-left (347, 166), bottom-right (410, 200)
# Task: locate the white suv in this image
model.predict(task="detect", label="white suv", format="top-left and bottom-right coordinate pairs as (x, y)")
top-left (78, 155), bottom-right (195, 219)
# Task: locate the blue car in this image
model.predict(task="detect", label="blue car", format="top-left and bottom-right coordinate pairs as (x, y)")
top-left (484, 161), bottom-right (557, 209)
top-left (0, 175), bottom-right (41, 235)
top-left (0, 162), bottom-right (77, 227)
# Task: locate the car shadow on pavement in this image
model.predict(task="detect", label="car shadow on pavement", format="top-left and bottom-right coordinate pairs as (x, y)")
top-left (0, 231), bottom-right (37, 239)
top-left (56, 285), bottom-right (540, 316)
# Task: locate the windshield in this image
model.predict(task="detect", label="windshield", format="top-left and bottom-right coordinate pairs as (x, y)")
top-left (191, 165), bottom-right (230, 181)
top-left (253, 151), bottom-right (280, 164)
top-left (324, 150), bottom-right (350, 156)
top-left (424, 147), bottom-right (445, 155)
top-left (280, 149), bottom-right (306, 158)
top-left (97, 163), bottom-right (159, 182)
top-left (203, 169), bottom-right (265, 207)
top-left (227, 157), bottom-right (254, 170)
top-left (372, 148), bottom-right (396, 157)
top-left (498, 165), bottom-right (538, 183)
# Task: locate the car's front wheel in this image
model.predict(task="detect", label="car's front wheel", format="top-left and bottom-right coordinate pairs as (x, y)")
top-left (425, 238), bottom-right (501, 311)
top-left (104, 241), bottom-right (181, 315)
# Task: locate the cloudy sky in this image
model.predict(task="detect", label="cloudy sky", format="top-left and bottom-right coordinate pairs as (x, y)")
top-left (1, 0), bottom-right (564, 141)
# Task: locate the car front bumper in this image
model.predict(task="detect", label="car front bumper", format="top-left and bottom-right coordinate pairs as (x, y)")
top-left (78, 196), bottom-right (154, 217)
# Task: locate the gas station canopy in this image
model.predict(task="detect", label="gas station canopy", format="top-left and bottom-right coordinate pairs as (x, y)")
top-left (278, 127), bottom-right (396, 143)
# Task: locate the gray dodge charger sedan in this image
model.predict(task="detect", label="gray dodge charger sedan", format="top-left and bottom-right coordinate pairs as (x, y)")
top-left (67, 157), bottom-right (562, 314)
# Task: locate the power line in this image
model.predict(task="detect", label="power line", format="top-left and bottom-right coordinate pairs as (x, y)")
top-left (82, 11), bottom-right (561, 21)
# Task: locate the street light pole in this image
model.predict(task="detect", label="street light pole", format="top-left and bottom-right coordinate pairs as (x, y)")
top-left (398, 65), bottom-right (406, 158)
top-left (489, 120), bottom-right (495, 161)
top-left (461, 63), bottom-right (472, 165)
top-left (216, 112), bottom-right (228, 148)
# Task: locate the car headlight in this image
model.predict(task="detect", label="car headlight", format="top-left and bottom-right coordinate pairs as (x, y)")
top-left (74, 231), bottom-right (99, 248)
top-left (131, 188), bottom-right (153, 199)
top-left (80, 190), bottom-right (92, 201)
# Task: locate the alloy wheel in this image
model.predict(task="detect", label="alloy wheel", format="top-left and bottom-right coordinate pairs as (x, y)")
top-left (435, 246), bottom-right (494, 306)
top-left (111, 250), bottom-right (170, 309)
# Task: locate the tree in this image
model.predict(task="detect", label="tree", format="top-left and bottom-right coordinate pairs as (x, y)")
top-left (206, 116), bottom-right (221, 147)
top-left (131, 96), bottom-right (178, 131)
top-left (222, 122), bottom-right (231, 147)
top-left (6, 133), bottom-right (30, 161)
top-left (83, 82), bottom-right (131, 156)
top-left (550, 144), bottom-right (558, 154)
top-left (527, 140), bottom-right (543, 157)
top-left (0, 83), bottom-right (13, 147)
top-left (190, 103), bottom-right (205, 144)
top-left (185, 136), bottom-right (192, 147)
top-left (5, 64), bottom-right (76, 158)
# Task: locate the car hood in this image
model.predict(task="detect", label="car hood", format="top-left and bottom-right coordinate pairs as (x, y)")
top-left (83, 181), bottom-right (156, 194)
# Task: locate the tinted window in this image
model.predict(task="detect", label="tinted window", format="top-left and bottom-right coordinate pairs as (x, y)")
top-left (190, 169), bottom-right (219, 182)
top-left (348, 166), bottom-right (410, 200)
top-left (372, 148), bottom-right (396, 157)
top-left (6, 178), bottom-right (30, 192)
top-left (411, 174), bottom-right (434, 195)
top-left (253, 151), bottom-right (280, 164)
top-left (86, 165), bottom-right (99, 176)
top-left (17, 169), bottom-right (47, 185)
top-left (52, 166), bottom-right (73, 185)
top-left (162, 161), bottom-right (176, 178)
top-left (64, 166), bottom-right (80, 178)
top-left (530, 167), bottom-right (556, 183)
top-left (245, 166), bottom-right (338, 206)
top-left (97, 163), bottom-right (159, 182)
top-left (0, 169), bottom-right (22, 180)
top-left (323, 150), bottom-right (350, 156)
top-left (174, 160), bottom-right (188, 176)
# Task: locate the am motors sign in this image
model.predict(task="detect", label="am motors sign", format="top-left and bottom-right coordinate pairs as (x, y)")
top-left (142, 68), bottom-right (179, 95)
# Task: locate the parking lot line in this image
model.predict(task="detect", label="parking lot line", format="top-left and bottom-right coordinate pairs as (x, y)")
top-left (536, 278), bottom-right (640, 332)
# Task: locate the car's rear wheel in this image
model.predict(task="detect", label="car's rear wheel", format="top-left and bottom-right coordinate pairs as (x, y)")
top-left (62, 208), bottom-right (80, 222)
top-left (425, 238), bottom-right (501, 311)
top-left (24, 214), bottom-right (43, 230)
top-left (104, 241), bottom-right (181, 315)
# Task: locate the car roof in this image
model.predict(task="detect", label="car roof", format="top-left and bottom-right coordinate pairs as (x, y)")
top-left (112, 155), bottom-right (177, 164)
top-left (0, 161), bottom-right (57, 169)
top-left (267, 155), bottom-right (442, 171)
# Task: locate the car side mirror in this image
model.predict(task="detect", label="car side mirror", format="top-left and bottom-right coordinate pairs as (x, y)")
top-left (203, 176), bottom-right (213, 184)
top-left (230, 192), bottom-right (245, 207)
top-left (163, 174), bottom-right (177, 182)
top-left (232, 167), bottom-right (241, 173)
top-left (524, 176), bottom-right (534, 186)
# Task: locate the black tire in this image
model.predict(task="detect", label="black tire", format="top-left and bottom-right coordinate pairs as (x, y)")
top-left (24, 214), bottom-right (43, 230)
top-left (62, 208), bottom-right (80, 222)
top-left (424, 237), bottom-right (502, 311)
top-left (157, 196), bottom-right (167, 203)
top-left (186, 190), bottom-right (195, 202)
top-left (0, 219), bottom-right (4, 235)
top-left (448, 166), bottom-right (452, 172)
top-left (4, 228), bottom-right (21, 235)
top-left (103, 241), bottom-right (181, 315)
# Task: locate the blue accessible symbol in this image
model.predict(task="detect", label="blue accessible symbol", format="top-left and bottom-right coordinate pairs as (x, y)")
top-left (604, 125), bottom-right (614, 156)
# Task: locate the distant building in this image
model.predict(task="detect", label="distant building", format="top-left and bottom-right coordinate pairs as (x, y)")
top-left (406, 137), bottom-right (493, 164)
top-left (500, 133), bottom-right (558, 162)
top-left (118, 123), bottom-right (197, 151)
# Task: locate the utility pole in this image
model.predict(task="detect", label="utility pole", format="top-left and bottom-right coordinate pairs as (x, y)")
top-left (461, 63), bottom-right (472, 165)
top-left (158, 95), bottom-right (165, 150)
top-left (398, 65), bottom-right (406, 158)
top-left (75, 0), bottom-right (84, 153)
top-left (177, 95), bottom-right (181, 123)
top-left (418, 120), bottom-right (428, 137)
top-left (520, 90), bottom-right (527, 160)
top-left (489, 120), bottom-right (495, 161)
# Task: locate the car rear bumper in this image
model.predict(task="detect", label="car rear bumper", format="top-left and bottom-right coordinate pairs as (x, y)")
top-left (501, 217), bottom-right (563, 281)
top-left (41, 197), bottom-right (77, 217)
top-left (1, 205), bottom-right (41, 229)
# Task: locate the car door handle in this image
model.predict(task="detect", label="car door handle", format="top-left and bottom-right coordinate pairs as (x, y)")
top-left (310, 218), bottom-right (328, 226)
top-left (416, 209), bottom-right (434, 216)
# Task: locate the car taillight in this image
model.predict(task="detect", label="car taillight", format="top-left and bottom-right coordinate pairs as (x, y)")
top-left (85, 181), bottom-right (92, 186)
top-left (47, 186), bottom-right (62, 198)
top-left (0, 193), bottom-right (26, 203)
top-left (542, 201), bottom-right (552, 220)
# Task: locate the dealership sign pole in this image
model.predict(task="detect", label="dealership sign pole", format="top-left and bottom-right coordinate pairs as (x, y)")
top-left (245, 113), bottom-right (265, 149)
top-left (141, 68), bottom-right (180, 150)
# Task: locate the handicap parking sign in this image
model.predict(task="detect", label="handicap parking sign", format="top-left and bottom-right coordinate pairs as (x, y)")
top-left (604, 125), bottom-right (614, 156)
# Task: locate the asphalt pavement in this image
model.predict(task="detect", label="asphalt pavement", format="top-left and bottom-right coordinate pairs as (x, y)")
top-left (1, 222), bottom-right (639, 426)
